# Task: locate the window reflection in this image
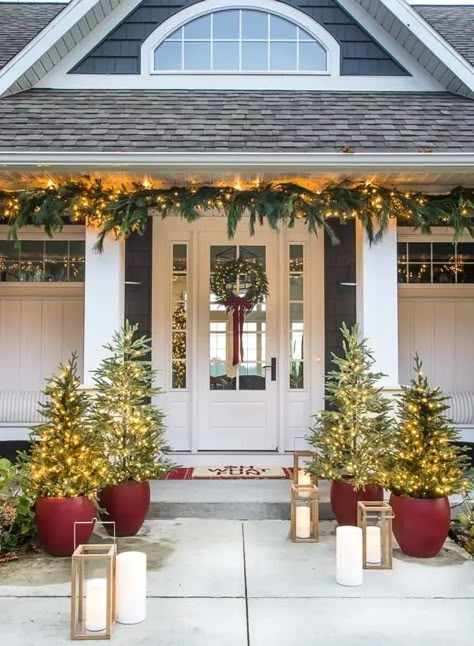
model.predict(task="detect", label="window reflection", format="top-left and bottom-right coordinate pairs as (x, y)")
top-left (0, 240), bottom-right (85, 282)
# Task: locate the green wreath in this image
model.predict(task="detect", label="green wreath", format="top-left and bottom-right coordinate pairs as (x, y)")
top-left (210, 258), bottom-right (269, 310)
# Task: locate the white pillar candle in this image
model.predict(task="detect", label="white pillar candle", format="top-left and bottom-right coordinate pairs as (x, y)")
top-left (366, 526), bottom-right (382, 564)
top-left (295, 506), bottom-right (311, 538)
top-left (298, 470), bottom-right (312, 486)
top-left (336, 526), bottom-right (363, 587)
top-left (116, 551), bottom-right (147, 624)
top-left (85, 578), bottom-right (107, 632)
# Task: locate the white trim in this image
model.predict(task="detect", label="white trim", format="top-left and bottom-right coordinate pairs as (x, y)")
top-left (0, 0), bottom-right (124, 95)
top-left (398, 284), bottom-right (474, 301)
top-left (0, 224), bottom-right (85, 241)
top-left (140, 0), bottom-right (339, 77)
top-left (376, 0), bottom-right (474, 85)
top-left (397, 227), bottom-right (474, 244)
top-left (0, 283), bottom-right (84, 298)
top-left (1, 151), bottom-right (474, 174)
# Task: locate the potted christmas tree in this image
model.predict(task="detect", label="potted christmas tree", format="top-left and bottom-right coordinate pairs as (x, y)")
top-left (93, 322), bottom-right (172, 536)
top-left (307, 324), bottom-right (392, 525)
top-left (389, 356), bottom-right (471, 557)
top-left (23, 354), bottom-right (108, 556)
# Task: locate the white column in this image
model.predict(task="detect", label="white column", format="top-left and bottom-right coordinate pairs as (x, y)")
top-left (83, 228), bottom-right (125, 387)
top-left (356, 219), bottom-right (399, 389)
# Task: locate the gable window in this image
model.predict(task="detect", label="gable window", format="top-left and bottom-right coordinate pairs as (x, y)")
top-left (153, 9), bottom-right (328, 73)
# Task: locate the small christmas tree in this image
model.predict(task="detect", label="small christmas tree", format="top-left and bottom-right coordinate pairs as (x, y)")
top-left (389, 356), bottom-right (471, 499)
top-left (24, 354), bottom-right (107, 498)
top-left (307, 323), bottom-right (393, 489)
top-left (92, 321), bottom-right (172, 484)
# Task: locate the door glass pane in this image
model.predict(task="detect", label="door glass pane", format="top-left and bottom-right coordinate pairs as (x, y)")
top-left (171, 244), bottom-right (188, 389)
top-left (210, 245), bottom-right (266, 391)
top-left (289, 245), bottom-right (304, 389)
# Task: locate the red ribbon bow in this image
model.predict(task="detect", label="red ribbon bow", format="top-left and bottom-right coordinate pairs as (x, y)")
top-left (223, 294), bottom-right (253, 366)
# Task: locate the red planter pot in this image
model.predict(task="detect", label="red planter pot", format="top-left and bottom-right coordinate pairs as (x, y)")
top-left (36, 496), bottom-right (96, 557)
top-left (330, 480), bottom-right (384, 526)
top-left (390, 493), bottom-right (450, 558)
top-left (99, 481), bottom-right (150, 537)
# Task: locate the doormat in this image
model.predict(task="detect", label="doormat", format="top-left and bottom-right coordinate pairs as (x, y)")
top-left (162, 466), bottom-right (293, 480)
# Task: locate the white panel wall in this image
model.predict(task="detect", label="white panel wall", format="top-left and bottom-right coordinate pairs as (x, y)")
top-left (398, 289), bottom-right (474, 392)
top-left (0, 288), bottom-right (84, 389)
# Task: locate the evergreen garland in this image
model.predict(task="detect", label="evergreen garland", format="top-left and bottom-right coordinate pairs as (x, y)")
top-left (91, 321), bottom-right (173, 484)
top-left (389, 355), bottom-right (471, 499)
top-left (1, 178), bottom-right (474, 251)
top-left (307, 323), bottom-right (393, 489)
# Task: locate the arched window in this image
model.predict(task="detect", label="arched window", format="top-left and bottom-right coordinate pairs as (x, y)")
top-left (152, 9), bottom-right (328, 73)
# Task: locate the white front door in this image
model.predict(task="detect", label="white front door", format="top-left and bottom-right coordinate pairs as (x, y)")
top-left (153, 217), bottom-right (325, 456)
top-left (197, 232), bottom-right (278, 451)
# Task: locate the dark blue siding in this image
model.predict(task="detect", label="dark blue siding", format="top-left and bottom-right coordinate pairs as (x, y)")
top-left (71, 0), bottom-right (408, 76)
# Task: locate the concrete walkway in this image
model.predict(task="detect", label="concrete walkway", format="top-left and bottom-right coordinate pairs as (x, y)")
top-left (0, 519), bottom-right (473, 645)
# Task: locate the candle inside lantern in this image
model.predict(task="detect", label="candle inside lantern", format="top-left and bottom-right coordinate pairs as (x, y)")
top-left (85, 578), bottom-right (107, 632)
top-left (366, 526), bottom-right (382, 564)
top-left (298, 469), bottom-right (312, 486)
top-left (116, 551), bottom-right (147, 624)
top-left (295, 506), bottom-right (311, 538)
top-left (336, 526), bottom-right (363, 587)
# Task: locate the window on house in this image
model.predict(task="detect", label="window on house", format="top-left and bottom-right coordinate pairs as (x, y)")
top-left (153, 9), bottom-right (327, 73)
top-left (398, 241), bottom-right (474, 284)
top-left (0, 240), bottom-right (85, 282)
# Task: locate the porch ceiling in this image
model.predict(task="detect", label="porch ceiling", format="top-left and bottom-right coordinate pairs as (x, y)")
top-left (1, 163), bottom-right (474, 193)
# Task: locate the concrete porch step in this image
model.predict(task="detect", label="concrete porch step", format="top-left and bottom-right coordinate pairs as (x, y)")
top-left (148, 478), bottom-right (334, 521)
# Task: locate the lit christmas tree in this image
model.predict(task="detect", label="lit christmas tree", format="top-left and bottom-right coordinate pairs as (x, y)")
top-left (389, 356), bottom-right (471, 498)
top-left (307, 323), bottom-right (392, 489)
top-left (24, 354), bottom-right (107, 498)
top-left (92, 321), bottom-right (172, 484)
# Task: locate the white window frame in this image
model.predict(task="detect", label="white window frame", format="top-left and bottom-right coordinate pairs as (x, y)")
top-left (141, 0), bottom-right (340, 79)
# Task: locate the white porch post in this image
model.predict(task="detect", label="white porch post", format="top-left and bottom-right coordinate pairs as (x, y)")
top-left (82, 228), bottom-right (125, 387)
top-left (356, 219), bottom-right (399, 389)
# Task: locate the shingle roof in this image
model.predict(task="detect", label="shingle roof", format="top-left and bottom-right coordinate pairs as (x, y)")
top-left (414, 4), bottom-right (474, 67)
top-left (0, 2), bottom-right (65, 70)
top-left (0, 89), bottom-right (473, 152)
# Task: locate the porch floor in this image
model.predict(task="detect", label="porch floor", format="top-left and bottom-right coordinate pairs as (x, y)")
top-left (149, 478), bottom-right (331, 520)
top-left (1, 519), bottom-right (472, 645)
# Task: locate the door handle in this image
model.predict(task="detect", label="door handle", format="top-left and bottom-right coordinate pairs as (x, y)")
top-left (264, 357), bottom-right (277, 381)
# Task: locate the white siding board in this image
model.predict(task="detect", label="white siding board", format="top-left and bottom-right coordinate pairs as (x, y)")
top-left (42, 300), bottom-right (64, 380)
top-left (20, 300), bottom-right (43, 389)
top-left (62, 300), bottom-right (84, 380)
top-left (398, 299), bottom-right (412, 385)
top-left (454, 301), bottom-right (474, 392)
top-left (433, 301), bottom-right (455, 392)
top-left (0, 301), bottom-right (21, 389)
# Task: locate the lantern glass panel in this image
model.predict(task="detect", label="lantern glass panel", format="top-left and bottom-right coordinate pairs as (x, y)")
top-left (357, 502), bottom-right (394, 570)
top-left (293, 450), bottom-right (317, 487)
top-left (290, 485), bottom-right (319, 543)
top-left (71, 544), bottom-right (116, 640)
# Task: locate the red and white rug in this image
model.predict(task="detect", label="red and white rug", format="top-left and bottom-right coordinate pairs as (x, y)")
top-left (163, 466), bottom-right (293, 480)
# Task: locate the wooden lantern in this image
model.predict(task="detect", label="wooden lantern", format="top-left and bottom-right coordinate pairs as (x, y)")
top-left (293, 450), bottom-right (317, 487)
top-left (357, 501), bottom-right (394, 570)
top-left (71, 544), bottom-right (117, 640)
top-left (290, 484), bottom-right (319, 543)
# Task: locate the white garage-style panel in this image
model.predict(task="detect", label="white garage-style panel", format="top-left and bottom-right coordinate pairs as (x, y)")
top-left (0, 285), bottom-right (84, 389)
top-left (398, 285), bottom-right (474, 392)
